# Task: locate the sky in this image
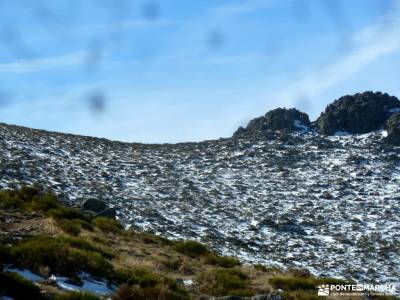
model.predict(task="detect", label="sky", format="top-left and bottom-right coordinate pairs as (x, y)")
top-left (0, 0), bottom-right (400, 143)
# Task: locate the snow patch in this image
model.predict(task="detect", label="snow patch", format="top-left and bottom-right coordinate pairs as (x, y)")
top-left (4, 267), bottom-right (44, 282)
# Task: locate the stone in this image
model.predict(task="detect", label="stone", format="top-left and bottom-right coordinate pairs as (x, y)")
top-left (81, 199), bottom-right (106, 213)
top-left (384, 112), bottom-right (400, 145)
top-left (316, 91), bottom-right (400, 135)
top-left (233, 108), bottom-right (310, 138)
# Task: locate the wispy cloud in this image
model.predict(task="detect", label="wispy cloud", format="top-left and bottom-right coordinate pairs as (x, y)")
top-left (210, 0), bottom-right (274, 18)
top-left (0, 52), bottom-right (86, 74)
top-left (275, 14), bottom-right (400, 105)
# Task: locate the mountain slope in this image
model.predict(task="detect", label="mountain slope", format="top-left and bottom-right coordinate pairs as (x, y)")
top-left (0, 92), bottom-right (399, 288)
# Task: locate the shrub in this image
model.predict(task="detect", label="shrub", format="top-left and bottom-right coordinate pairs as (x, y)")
top-left (30, 192), bottom-right (60, 211)
top-left (173, 240), bottom-right (209, 258)
top-left (92, 217), bottom-right (123, 233)
top-left (197, 268), bottom-right (254, 297)
top-left (0, 244), bottom-right (12, 264)
top-left (11, 236), bottom-right (113, 279)
top-left (254, 264), bottom-right (281, 273)
top-left (269, 276), bottom-right (315, 291)
top-left (0, 190), bottom-right (26, 209)
top-left (0, 186), bottom-right (60, 212)
top-left (204, 253), bottom-right (241, 268)
top-left (48, 207), bottom-right (93, 235)
top-left (137, 232), bottom-right (173, 245)
top-left (48, 207), bottom-right (90, 222)
top-left (113, 278), bottom-right (189, 300)
top-left (57, 219), bottom-right (82, 235)
top-left (0, 271), bottom-right (45, 300)
top-left (54, 291), bottom-right (101, 300)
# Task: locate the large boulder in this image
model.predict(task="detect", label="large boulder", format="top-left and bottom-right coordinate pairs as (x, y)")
top-left (316, 91), bottom-right (400, 135)
top-left (385, 112), bottom-right (400, 145)
top-left (233, 108), bottom-right (310, 138)
top-left (81, 199), bottom-right (106, 213)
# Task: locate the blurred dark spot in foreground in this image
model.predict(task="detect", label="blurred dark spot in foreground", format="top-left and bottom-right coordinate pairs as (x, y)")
top-left (206, 30), bottom-right (225, 50)
top-left (88, 91), bottom-right (106, 116)
top-left (85, 40), bottom-right (104, 71)
top-left (141, 1), bottom-right (160, 21)
top-left (0, 27), bottom-right (35, 59)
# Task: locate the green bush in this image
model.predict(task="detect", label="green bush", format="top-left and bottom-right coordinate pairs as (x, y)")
top-left (197, 268), bottom-right (254, 297)
top-left (92, 217), bottom-right (123, 233)
top-left (54, 291), bottom-right (101, 300)
top-left (0, 190), bottom-right (26, 209)
top-left (0, 271), bottom-right (45, 300)
top-left (48, 207), bottom-right (93, 235)
top-left (48, 207), bottom-right (90, 222)
top-left (0, 186), bottom-right (60, 212)
top-left (11, 236), bottom-right (113, 279)
top-left (269, 276), bottom-right (315, 291)
top-left (30, 192), bottom-right (60, 211)
top-left (136, 232), bottom-right (173, 245)
top-left (0, 243), bottom-right (12, 264)
top-left (204, 253), bottom-right (241, 268)
top-left (113, 282), bottom-right (190, 300)
top-left (173, 240), bottom-right (209, 258)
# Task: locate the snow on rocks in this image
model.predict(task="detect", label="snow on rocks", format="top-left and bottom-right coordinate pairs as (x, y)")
top-left (0, 123), bottom-right (399, 288)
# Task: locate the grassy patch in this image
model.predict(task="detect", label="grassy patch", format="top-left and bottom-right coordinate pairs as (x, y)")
top-left (197, 268), bottom-right (254, 297)
top-left (113, 268), bottom-right (190, 300)
top-left (10, 235), bottom-right (113, 279)
top-left (54, 291), bottom-right (101, 300)
top-left (0, 186), bottom-right (60, 212)
top-left (0, 271), bottom-right (45, 300)
top-left (204, 253), bottom-right (241, 268)
top-left (92, 217), bottom-right (123, 233)
top-left (48, 207), bottom-right (93, 235)
top-left (173, 240), bottom-right (209, 258)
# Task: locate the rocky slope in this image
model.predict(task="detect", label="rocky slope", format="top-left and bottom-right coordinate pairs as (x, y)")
top-left (0, 91), bottom-right (400, 290)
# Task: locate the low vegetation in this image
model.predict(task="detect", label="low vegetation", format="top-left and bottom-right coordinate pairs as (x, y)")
top-left (197, 268), bottom-right (254, 297)
top-left (0, 186), bottom-right (393, 300)
top-left (0, 271), bottom-right (45, 300)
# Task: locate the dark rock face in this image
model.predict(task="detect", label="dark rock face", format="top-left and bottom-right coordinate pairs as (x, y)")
top-left (316, 91), bottom-right (400, 135)
top-left (234, 108), bottom-right (310, 138)
top-left (385, 112), bottom-right (400, 145)
top-left (97, 207), bottom-right (117, 218)
top-left (81, 199), bottom-right (106, 213)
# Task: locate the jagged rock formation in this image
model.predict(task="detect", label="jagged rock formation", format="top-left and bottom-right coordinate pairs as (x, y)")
top-left (315, 91), bottom-right (400, 135)
top-left (233, 108), bottom-right (310, 138)
top-left (385, 112), bottom-right (400, 145)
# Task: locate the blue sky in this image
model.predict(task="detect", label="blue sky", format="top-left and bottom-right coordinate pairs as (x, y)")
top-left (0, 0), bottom-right (400, 143)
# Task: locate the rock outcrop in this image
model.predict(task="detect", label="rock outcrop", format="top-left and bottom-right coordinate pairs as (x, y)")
top-left (233, 108), bottom-right (310, 138)
top-left (81, 199), bottom-right (116, 218)
top-left (384, 112), bottom-right (400, 145)
top-left (315, 91), bottom-right (400, 135)
top-left (82, 199), bottom-right (106, 212)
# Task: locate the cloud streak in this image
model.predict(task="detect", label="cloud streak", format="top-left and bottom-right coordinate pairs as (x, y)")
top-left (0, 52), bottom-right (86, 74)
top-left (275, 13), bottom-right (400, 105)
